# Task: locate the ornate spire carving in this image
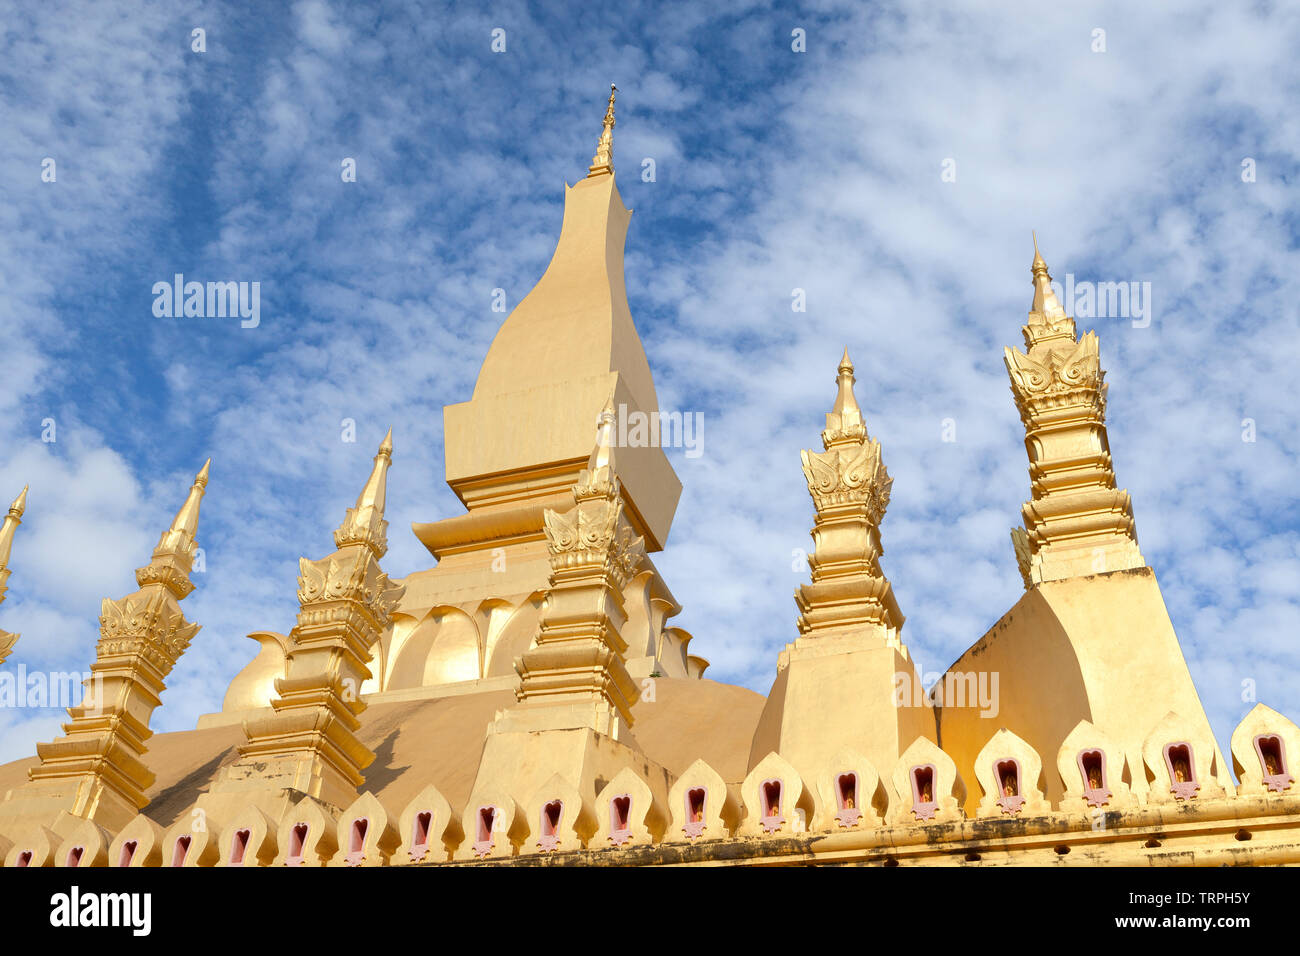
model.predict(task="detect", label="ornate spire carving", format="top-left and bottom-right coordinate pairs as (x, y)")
top-left (796, 350), bottom-right (903, 644)
top-left (1004, 239), bottom-right (1144, 586)
top-left (587, 83), bottom-right (617, 178)
top-left (13, 463), bottom-right (208, 831)
top-left (508, 400), bottom-right (646, 739)
top-left (0, 485), bottom-right (28, 665)
top-left (218, 433), bottom-right (404, 809)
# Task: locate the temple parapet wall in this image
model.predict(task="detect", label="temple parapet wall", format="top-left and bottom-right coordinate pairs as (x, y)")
top-left (8, 703), bottom-right (1295, 866)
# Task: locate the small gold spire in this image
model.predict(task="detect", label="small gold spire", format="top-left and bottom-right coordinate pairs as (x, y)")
top-left (589, 393), bottom-right (618, 475)
top-left (1028, 233), bottom-right (1067, 322)
top-left (155, 460), bottom-right (210, 558)
top-left (833, 348), bottom-right (858, 413)
top-left (335, 430), bottom-right (393, 555)
top-left (0, 485), bottom-right (28, 580)
top-left (587, 83), bottom-right (617, 178)
top-left (1031, 230), bottom-right (1048, 277)
top-left (823, 348), bottom-right (866, 449)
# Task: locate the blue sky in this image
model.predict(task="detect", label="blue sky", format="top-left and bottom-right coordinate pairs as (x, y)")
top-left (1, 0), bottom-right (1298, 765)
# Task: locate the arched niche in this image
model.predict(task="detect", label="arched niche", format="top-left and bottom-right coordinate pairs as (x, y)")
top-left (395, 783), bottom-right (462, 865)
top-left (108, 815), bottom-right (165, 868)
top-left (888, 737), bottom-right (966, 825)
top-left (331, 791), bottom-right (400, 867)
top-left (1231, 703), bottom-right (1299, 797)
top-left (1055, 719), bottom-right (1136, 813)
top-left (453, 786), bottom-right (525, 861)
top-left (215, 804), bottom-right (278, 868)
top-left (272, 797), bottom-right (339, 867)
top-left (665, 759), bottom-right (739, 843)
top-left (973, 728), bottom-right (1051, 818)
top-left (593, 766), bottom-right (666, 849)
top-left (55, 817), bottom-right (112, 868)
top-left (1141, 711), bottom-right (1228, 804)
top-left (739, 752), bottom-right (815, 837)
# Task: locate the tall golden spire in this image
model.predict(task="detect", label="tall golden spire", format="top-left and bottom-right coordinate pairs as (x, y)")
top-left (216, 429), bottom-right (404, 811)
top-left (1004, 238), bottom-right (1143, 585)
top-left (5, 464), bottom-right (209, 830)
top-left (798, 350), bottom-right (901, 644)
top-left (335, 428), bottom-right (393, 556)
top-left (587, 83), bottom-right (617, 178)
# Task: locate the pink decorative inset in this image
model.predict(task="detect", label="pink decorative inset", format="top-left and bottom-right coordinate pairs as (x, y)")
top-left (683, 787), bottom-right (708, 839)
top-left (473, 805), bottom-right (498, 857)
top-left (229, 828), bottom-right (250, 866)
top-left (1254, 734), bottom-right (1294, 793)
top-left (286, 822), bottom-right (309, 866)
top-left (117, 840), bottom-right (138, 868)
top-left (759, 779), bottom-right (785, 833)
top-left (834, 772), bottom-right (861, 828)
top-left (17, 850), bottom-right (32, 868)
top-left (608, 795), bottom-right (632, 846)
top-left (409, 811), bottom-right (432, 862)
top-left (1163, 742), bottom-right (1199, 800)
top-left (170, 834), bottom-right (192, 868)
top-left (345, 817), bottom-right (369, 866)
top-left (1076, 749), bottom-right (1111, 808)
top-left (537, 800), bottom-right (564, 852)
top-left (994, 758), bottom-right (1025, 814)
top-left (65, 846), bottom-right (84, 867)
top-left (910, 765), bottom-right (939, 821)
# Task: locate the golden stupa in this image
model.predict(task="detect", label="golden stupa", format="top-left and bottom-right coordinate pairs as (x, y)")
top-left (0, 88), bottom-right (1296, 868)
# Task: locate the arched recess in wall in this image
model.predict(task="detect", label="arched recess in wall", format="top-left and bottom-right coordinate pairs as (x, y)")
top-left (422, 608), bottom-right (481, 685)
top-left (386, 608), bottom-right (480, 689)
top-left (484, 593), bottom-right (545, 678)
top-left (372, 613), bottom-right (422, 693)
top-left (477, 599), bottom-right (520, 676)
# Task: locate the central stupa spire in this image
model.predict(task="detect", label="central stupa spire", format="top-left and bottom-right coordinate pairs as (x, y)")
top-left (436, 83), bottom-right (681, 554)
top-left (588, 83), bottom-right (617, 177)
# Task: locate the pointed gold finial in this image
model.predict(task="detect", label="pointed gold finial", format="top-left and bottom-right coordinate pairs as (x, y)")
top-left (0, 484), bottom-right (28, 586)
top-left (1031, 230), bottom-right (1047, 277)
top-left (574, 392), bottom-right (622, 503)
top-left (1028, 233), bottom-right (1067, 325)
top-left (823, 348), bottom-right (867, 449)
top-left (587, 83), bottom-right (617, 178)
top-left (589, 392), bottom-right (618, 473)
top-left (154, 460), bottom-right (210, 560)
top-left (335, 430), bottom-right (393, 556)
top-left (9, 485), bottom-right (28, 518)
